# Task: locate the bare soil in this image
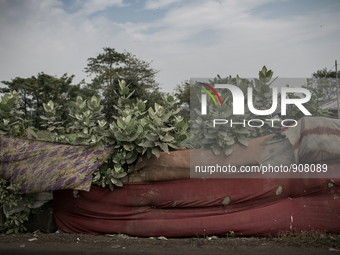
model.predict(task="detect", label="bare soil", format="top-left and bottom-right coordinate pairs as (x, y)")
top-left (0, 232), bottom-right (338, 255)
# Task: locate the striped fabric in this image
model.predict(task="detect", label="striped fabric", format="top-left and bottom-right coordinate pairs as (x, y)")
top-left (283, 117), bottom-right (340, 164)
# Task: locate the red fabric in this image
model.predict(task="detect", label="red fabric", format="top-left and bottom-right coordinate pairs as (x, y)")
top-left (53, 178), bottom-right (340, 237)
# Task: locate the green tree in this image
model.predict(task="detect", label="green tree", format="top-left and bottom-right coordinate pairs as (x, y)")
top-left (1, 77), bottom-right (34, 117)
top-left (312, 67), bottom-right (340, 79)
top-left (310, 68), bottom-right (340, 102)
top-left (174, 81), bottom-right (191, 107)
top-left (1, 73), bottom-right (92, 128)
top-left (174, 81), bottom-right (193, 121)
top-left (84, 47), bottom-right (160, 121)
top-left (190, 66), bottom-right (279, 155)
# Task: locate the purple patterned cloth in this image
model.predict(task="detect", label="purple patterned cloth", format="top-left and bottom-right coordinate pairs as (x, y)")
top-left (0, 136), bottom-right (114, 194)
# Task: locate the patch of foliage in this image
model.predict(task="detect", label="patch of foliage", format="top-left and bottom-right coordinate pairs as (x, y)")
top-left (0, 178), bottom-right (32, 234)
top-left (39, 79), bottom-right (189, 190)
top-left (0, 91), bottom-right (24, 136)
top-left (93, 80), bottom-right (189, 190)
top-left (40, 100), bottom-right (69, 143)
top-left (190, 66), bottom-right (282, 156)
top-left (285, 79), bottom-right (331, 119)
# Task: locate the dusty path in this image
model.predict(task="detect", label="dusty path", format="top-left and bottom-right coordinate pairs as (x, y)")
top-left (0, 233), bottom-right (338, 255)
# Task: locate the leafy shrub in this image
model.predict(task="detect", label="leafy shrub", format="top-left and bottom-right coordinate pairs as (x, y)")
top-left (40, 100), bottom-right (69, 143)
top-left (93, 80), bottom-right (189, 190)
top-left (285, 79), bottom-right (331, 119)
top-left (38, 79), bottom-right (189, 190)
top-left (0, 178), bottom-right (31, 234)
top-left (190, 66), bottom-right (282, 155)
top-left (0, 91), bottom-right (24, 136)
top-left (0, 92), bottom-right (34, 234)
top-left (68, 95), bottom-right (109, 150)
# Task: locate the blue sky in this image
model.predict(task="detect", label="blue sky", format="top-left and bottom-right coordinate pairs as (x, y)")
top-left (1, 0), bottom-right (340, 92)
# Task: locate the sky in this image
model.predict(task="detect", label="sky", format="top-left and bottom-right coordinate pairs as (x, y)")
top-left (0, 0), bottom-right (340, 93)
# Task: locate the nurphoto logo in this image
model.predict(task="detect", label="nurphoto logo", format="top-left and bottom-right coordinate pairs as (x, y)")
top-left (198, 83), bottom-right (311, 116)
top-left (196, 81), bottom-right (312, 128)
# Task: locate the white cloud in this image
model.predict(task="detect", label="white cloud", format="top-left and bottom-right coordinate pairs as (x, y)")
top-left (0, 0), bottom-right (339, 93)
top-left (144, 0), bottom-right (181, 10)
top-left (80, 0), bottom-right (127, 15)
top-left (137, 0), bottom-right (340, 84)
top-left (0, 0), bottom-right (129, 84)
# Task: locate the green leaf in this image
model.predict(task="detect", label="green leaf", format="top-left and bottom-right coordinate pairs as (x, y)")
top-left (139, 140), bottom-right (155, 147)
top-left (161, 127), bottom-right (176, 132)
top-left (40, 115), bottom-right (49, 120)
top-left (117, 118), bottom-right (125, 129)
top-left (123, 144), bottom-right (135, 151)
top-left (74, 137), bottom-right (85, 145)
top-left (162, 112), bottom-right (173, 122)
top-left (84, 117), bottom-right (90, 126)
top-left (78, 132), bottom-right (90, 138)
top-left (96, 141), bottom-right (105, 151)
top-left (152, 147), bottom-right (161, 158)
top-left (223, 146), bottom-right (233, 156)
top-left (234, 128), bottom-right (250, 135)
top-left (76, 96), bottom-right (83, 105)
top-left (177, 134), bottom-right (187, 142)
top-left (79, 99), bottom-right (87, 110)
top-left (167, 94), bottom-right (175, 102)
top-left (137, 100), bottom-right (146, 111)
top-left (237, 135), bottom-right (249, 146)
top-left (146, 149), bottom-right (152, 158)
top-left (173, 108), bottom-right (180, 115)
top-left (93, 174), bottom-right (101, 181)
top-left (161, 135), bottom-right (174, 142)
top-left (127, 132), bottom-right (140, 142)
top-left (148, 107), bottom-right (155, 119)
top-left (112, 172), bottom-right (127, 179)
top-left (126, 90), bottom-right (135, 99)
top-left (122, 86), bottom-right (129, 95)
top-left (145, 133), bottom-right (158, 141)
top-left (155, 141), bottom-right (169, 153)
top-left (121, 98), bottom-right (131, 106)
top-left (114, 163), bottom-right (122, 172)
top-left (6, 229), bottom-right (14, 235)
top-left (26, 128), bottom-right (38, 139)
top-left (211, 144), bottom-right (221, 155)
top-left (115, 179), bottom-right (123, 187)
top-left (126, 153), bottom-right (138, 164)
top-left (148, 124), bottom-right (157, 131)
top-left (176, 121), bottom-right (185, 129)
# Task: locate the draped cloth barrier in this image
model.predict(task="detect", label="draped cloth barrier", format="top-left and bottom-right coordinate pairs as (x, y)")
top-left (0, 136), bottom-right (114, 193)
top-left (53, 178), bottom-right (340, 237)
top-left (53, 117), bottom-right (340, 236)
top-left (282, 117), bottom-right (340, 164)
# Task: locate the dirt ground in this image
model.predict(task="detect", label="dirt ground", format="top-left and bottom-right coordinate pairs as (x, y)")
top-left (0, 232), bottom-right (339, 255)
